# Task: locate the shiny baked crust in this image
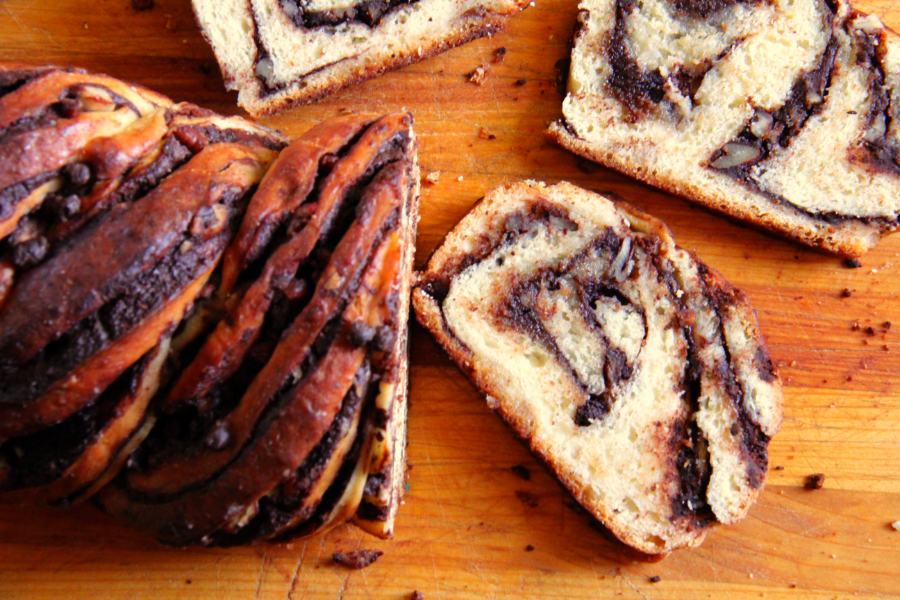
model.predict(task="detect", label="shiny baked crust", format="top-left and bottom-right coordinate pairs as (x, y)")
top-left (0, 65), bottom-right (417, 547)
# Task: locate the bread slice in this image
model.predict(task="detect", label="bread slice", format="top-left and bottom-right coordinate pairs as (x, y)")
top-left (548, 0), bottom-right (900, 256)
top-left (413, 180), bottom-right (783, 554)
top-left (191, 0), bottom-right (530, 115)
top-left (96, 113), bottom-right (419, 546)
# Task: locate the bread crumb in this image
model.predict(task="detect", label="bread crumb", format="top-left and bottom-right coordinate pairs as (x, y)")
top-left (457, 175), bottom-right (464, 182)
top-left (332, 549), bottom-right (383, 569)
top-left (892, 521), bottom-right (900, 531)
top-left (844, 258), bottom-right (862, 268)
top-left (479, 127), bottom-right (496, 140)
top-left (649, 576), bottom-right (661, 583)
top-left (494, 47), bottom-right (507, 63)
top-left (468, 64), bottom-right (490, 85)
top-left (804, 473), bottom-right (825, 490)
top-left (424, 171), bottom-right (441, 185)
top-left (525, 544), bottom-right (535, 552)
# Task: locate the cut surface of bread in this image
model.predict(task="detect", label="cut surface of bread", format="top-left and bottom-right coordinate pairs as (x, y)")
top-left (192, 0), bottom-right (530, 115)
top-left (413, 180), bottom-right (783, 554)
top-left (548, 0), bottom-right (900, 256)
top-left (0, 64), bottom-right (416, 546)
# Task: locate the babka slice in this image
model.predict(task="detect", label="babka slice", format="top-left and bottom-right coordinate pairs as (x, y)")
top-left (549, 0), bottom-right (900, 256)
top-left (413, 181), bottom-right (783, 554)
top-left (96, 113), bottom-right (418, 546)
top-left (191, 0), bottom-right (531, 115)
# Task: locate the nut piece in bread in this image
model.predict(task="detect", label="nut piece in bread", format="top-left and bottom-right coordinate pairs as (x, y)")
top-left (191, 0), bottom-right (531, 115)
top-left (413, 180), bottom-right (783, 554)
top-left (549, 0), bottom-right (900, 256)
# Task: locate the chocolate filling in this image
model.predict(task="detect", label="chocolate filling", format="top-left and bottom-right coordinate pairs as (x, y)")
top-left (847, 22), bottom-right (900, 175)
top-left (0, 357), bottom-right (145, 492)
top-left (0, 172), bottom-right (57, 222)
top-left (279, 0), bottom-right (419, 29)
top-left (603, 0), bottom-right (755, 118)
top-left (668, 0), bottom-right (751, 19)
top-left (118, 153), bottom-right (406, 505)
top-left (215, 362), bottom-right (373, 544)
top-left (418, 200), bottom-right (576, 303)
top-left (709, 34), bottom-right (839, 173)
top-left (0, 194), bottom-right (245, 406)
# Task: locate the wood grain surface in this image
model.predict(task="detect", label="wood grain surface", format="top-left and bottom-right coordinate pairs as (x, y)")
top-left (1, 0), bottom-right (899, 598)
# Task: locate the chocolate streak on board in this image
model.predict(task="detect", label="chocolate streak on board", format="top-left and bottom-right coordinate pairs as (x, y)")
top-left (281, 0), bottom-right (419, 29)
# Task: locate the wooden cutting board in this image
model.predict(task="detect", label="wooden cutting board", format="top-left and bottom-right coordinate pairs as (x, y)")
top-left (1, 0), bottom-right (899, 598)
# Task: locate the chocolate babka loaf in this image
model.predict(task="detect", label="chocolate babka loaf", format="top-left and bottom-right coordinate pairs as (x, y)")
top-left (548, 0), bottom-right (900, 256)
top-left (96, 111), bottom-right (418, 546)
top-left (0, 65), bottom-right (417, 546)
top-left (413, 181), bottom-right (783, 554)
top-left (191, 0), bottom-right (530, 115)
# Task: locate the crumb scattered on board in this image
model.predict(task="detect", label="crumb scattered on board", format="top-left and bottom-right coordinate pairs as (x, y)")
top-left (649, 576), bottom-right (661, 583)
top-left (332, 549), bottom-right (384, 569)
top-left (805, 473), bottom-right (825, 490)
top-left (424, 171), bottom-right (440, 185)
top-left (844, 258), bottom-right (862, 268)
top-left (892, 521), bottom-right (900, 531)
top-left (494, 47), bottom-right (506, 63)
top-left (411, 592), bottom-right (424, 600)
top-left (468, 64), bottom-right (490, 85)
top-left (479, 127), bottom-right (497, 140)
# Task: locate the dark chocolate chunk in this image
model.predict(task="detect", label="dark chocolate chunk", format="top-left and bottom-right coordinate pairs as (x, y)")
top-left (574, 393), bottom-right (611, 426)
top-left (805, 473), bottom-right (825, 490)
top-left (844, 258), bottom-right (862, 268)
top-left (649, 575), bottom-right (662, 583)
